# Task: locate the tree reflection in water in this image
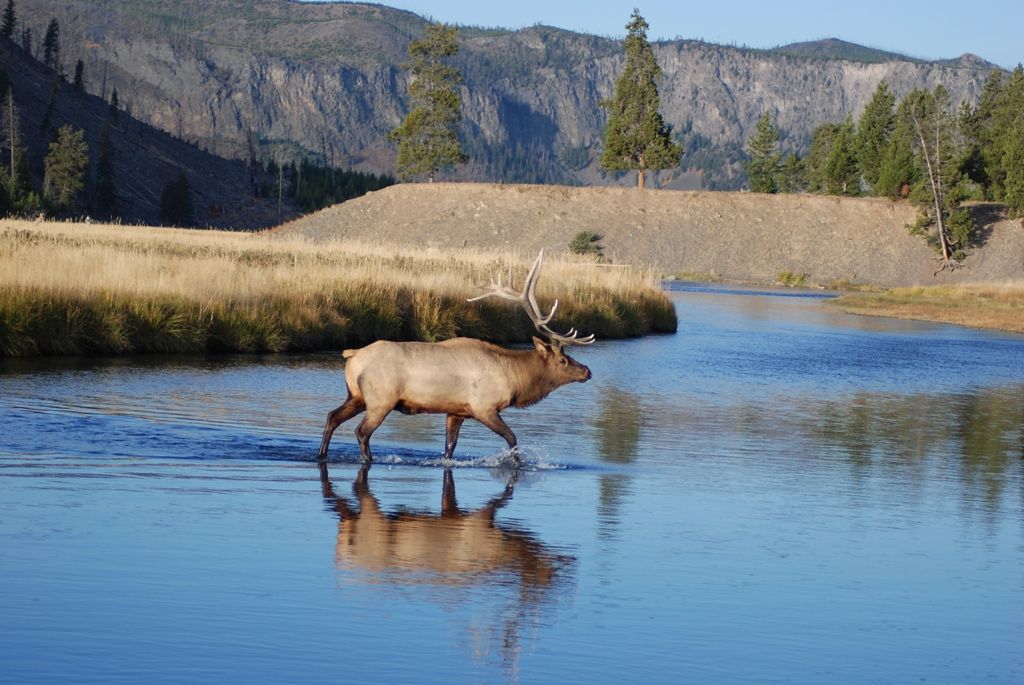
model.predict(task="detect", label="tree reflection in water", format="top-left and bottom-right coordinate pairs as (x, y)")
top-left (592, 387), bottom-right (644, 540)
top-left (318, 463), bottom-right (575, 672)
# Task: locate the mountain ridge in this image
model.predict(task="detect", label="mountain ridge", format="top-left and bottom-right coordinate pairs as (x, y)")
top-left (0, 35), bottom-right (292, 227)
top-left (12, 0), bottom-right (1005, 189)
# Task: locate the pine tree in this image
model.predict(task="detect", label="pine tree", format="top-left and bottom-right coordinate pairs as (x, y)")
top-left (39, 71), bottom-right (59, 140)
top-left (1, 0), bottom-right (15, 39)
top-left (600, 10), bottom-right (681, 189)
top-left (0, 89), bottom-right (28, 202)
top-left (388, 23), bottom-right (466, 182)
top-left (109, 87), bottom-right (119, 118)
top-left (94, 119), bottom-right (116, 217)
top-left (745, 112), bottom-right (781, 193)
top-left (43, 124), bottom-right (88, 212)
top-left (160, 170), bottom-right (195, 226)
top-left (976, 65), bottom-right (1024, 202)
top-left (901, 86), bottom-right (972, 265)
top-left (777, 152), bottom-right (805, 193)
top-left (804, 122), bottom-right (841, 193)
top-left (41, 18), bottom-right (59, 70)
top-left (73, 60), bottom-right (84, 92)
top-left (874, 117), bottom-right (919, 199)
top-left (823, 118), bottom-right (860, 196)
top-left (1002, 118), bottom-right (1024, 219)
top-left (856, 81), bottom-right (896, 192)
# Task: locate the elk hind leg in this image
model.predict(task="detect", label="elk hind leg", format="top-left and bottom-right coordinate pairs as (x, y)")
top-left (354, 406), bottom-right (391, 463)
top-left (442, 415), bottom-right (465, 460)
top-left (318, 395), bottom-right (366, 459)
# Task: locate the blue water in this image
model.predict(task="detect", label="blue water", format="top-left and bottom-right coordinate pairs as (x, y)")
top-left (1, 285), bottom-right (1022, 684)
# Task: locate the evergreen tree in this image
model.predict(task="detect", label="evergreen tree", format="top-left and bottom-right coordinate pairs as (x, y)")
top-left (823, 118), bottom-right (860, 196)
top-left (777, 152), bottom-right (805, 193)
top-left (73, 60), bottom-right (84, 92)
top-left (388, 23), bottom-right (466, 182)
top-left (874, 115), bottom-right (919, 199)
top-left (745, 112), bottom-right (781, 193)
top-left (41, 18), bottom-right (59, 70)
top-left (600, 10), bottom-right (681, 190)
top-left (901, 86), bottom-right (972, 265)
top-left (975, 65), bottom-right (1024, 202)
top-left (1, 0), bottom-right (15, 39)
top-left (39, 71), bottom-right (59, 140)
top-left (1002, 118), bottom-right (1024, 219)
top-left (94, 119), bottom-right (116, 217)
top-left (0, 89), bottom-right (28, 202)
top-left (856, 80), bottom-right (896, 192)
top-left (804, 122), bottom-right (842, 193)
top-left (109, 87), bottom-right (119, 118)
top-left (159, 170), bottom-right (195, 226)
top-left (43, 124), bottom-right (88, 212)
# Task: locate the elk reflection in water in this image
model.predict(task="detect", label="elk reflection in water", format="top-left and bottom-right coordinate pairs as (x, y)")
top-left (318, 463), bottom-right (576, 666)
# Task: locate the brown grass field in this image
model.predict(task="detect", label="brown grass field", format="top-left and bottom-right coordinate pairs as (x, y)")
top-left (833, 283), bottom-right (1024, 334)
top-left (0, 219), bottom-right (676, 356)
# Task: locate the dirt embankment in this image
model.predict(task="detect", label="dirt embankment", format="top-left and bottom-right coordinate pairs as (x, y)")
top-left (274, 184), bottom-right (1024, 287)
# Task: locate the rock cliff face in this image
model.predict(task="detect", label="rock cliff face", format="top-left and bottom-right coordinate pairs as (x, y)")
top-left (17, 0), bottom-right (1000, 188)
top-left (0, 37), bottom-right (289, 227)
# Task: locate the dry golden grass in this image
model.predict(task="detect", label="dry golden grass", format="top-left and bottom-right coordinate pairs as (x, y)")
top-left (1, 219), bottom-right (661, 300)
top-left (0, 219), bottom-right (675, 356)
top-left (833, 282), bottom-right (1024, 334)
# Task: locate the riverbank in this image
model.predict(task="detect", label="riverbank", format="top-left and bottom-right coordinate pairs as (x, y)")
top-left (276, 184), bottom-right (1024, 288)
top-left (0, 220), bottom-right (675, 357)
top-left (833, 283), bottom-right (1024, 334)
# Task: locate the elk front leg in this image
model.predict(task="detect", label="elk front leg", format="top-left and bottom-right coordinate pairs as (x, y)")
top-left (443, 415), bottom-right (465, 460)
top-left (475, 410), bottom-right (520, 463)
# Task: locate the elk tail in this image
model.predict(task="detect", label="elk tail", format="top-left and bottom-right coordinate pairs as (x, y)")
top-left (342, 349), bottom-right (358, 359)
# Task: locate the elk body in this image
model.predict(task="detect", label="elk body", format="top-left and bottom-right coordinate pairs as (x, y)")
top-left (317, 251), bottom-right (593, 464)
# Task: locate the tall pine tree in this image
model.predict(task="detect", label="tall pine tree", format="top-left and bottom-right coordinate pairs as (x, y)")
top-left (42, 18), bottom-right (59, 70)
top-left (823, 117), bottom-right (860, 196)
top-left (73, 60), bottom-right (84, 92)
top-left (745, 112), bottom-right (781, 193)
top-left (902, 86), bottom-right (972, 266)
top-left (874, 114), bottom-right (919, 199)
top-left (160, 170), bottom-right (195, 226)
top-left (600, 10), bottom-right (681, 190)
top-left (1, 0), bottom-right (15, 39)
top-left (0, 89), bottom-right (28, 203)
top-left (94, 120), bottom-right (116, 217)
top-left (44, 125), bottom-right (88, 212)
top-left (856, 81), bottom-right (896, 192)
top-left (1001, 117), bottom-right (1024, 218)
top-left (388, 23), bottom-right (466, 182)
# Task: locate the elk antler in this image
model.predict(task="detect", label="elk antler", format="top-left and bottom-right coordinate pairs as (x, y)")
top-left (468, 250), bottom-right (595, 346)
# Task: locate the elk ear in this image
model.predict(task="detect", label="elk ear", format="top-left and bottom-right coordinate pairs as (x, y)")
top-left (532, 336), bottom-right (551, 356)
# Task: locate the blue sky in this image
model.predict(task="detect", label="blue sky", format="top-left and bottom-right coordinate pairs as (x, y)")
top-left (303, 1), bottom-right (1021, 68)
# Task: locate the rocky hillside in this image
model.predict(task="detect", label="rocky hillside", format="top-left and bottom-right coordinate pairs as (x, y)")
top-left (275, 184), bottom-right (1024, 288)
top-left (14, 0), bottom-right (1002, 189)
top-left (0, 36), bottom-right (291, 227)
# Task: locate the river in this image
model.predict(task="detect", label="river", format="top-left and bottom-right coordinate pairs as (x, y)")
top-left (1, 284), bottom-right (1021, 684)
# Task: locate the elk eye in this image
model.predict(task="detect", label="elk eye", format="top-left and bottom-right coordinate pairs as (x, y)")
top-left (559, 358), bottom-right (568, 365)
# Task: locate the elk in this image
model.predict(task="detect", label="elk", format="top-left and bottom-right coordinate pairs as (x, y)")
top-left (317, 251), bottom-right (593, 464)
